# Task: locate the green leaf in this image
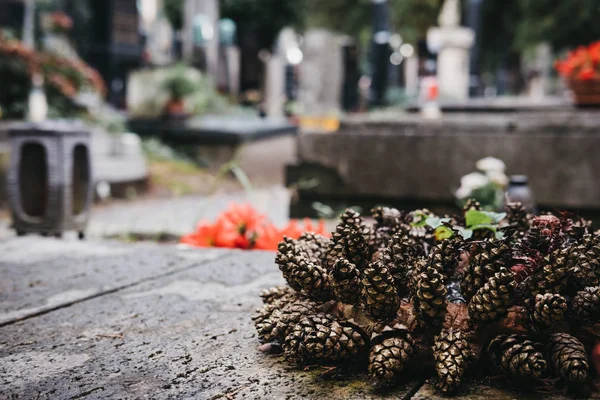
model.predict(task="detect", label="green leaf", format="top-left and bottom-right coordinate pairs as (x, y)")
top-left (410, 212), bottom-right (429, 227)
top-left (458, 228), bottom-right (473, 240)
top-left (434, 225), bottom-right (454, 241)
top-left (471, 224), bottom-right (497, 232)
top-left (465, 209), bottom-right (493, 228)
top-left (426, 217), bottom-right (451, 230)
top-left (482, 211), bottom-right (507, 224)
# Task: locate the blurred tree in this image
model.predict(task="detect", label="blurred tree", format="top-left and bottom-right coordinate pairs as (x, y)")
top-left (221, 0), bottom-right (307, 50)
top-left (515, 0), bottom-right (600, 51)
top-left (164, 0), bottom-right (184, 32)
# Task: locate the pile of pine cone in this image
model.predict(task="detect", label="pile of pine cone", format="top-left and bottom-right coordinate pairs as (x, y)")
top-left (252, 200), bottom-right (600, 396)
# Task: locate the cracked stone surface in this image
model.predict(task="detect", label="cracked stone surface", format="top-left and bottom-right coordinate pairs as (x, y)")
top-left (0, 237), bottom-right (593, 399)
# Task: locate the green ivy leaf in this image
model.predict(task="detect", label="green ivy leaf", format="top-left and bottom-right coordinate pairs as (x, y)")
top-left (425, 217), bottom-right (451, 230)
top-left (458, 228), bottom-right (473, 240)
top-left (434, 225), bottom-right (454, 241)
top-left (411, 211), bottom-right (429, 227)
top-left (482, 211), bottom-right (507, 224)
top-left (465, 209), bottom-right (493, 228)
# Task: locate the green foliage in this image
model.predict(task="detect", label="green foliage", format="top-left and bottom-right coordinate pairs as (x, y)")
top-left (516, 0), bottom-right (600, 51)
top-left (221, 0), bottom-right (307, 50)
top-left (161, 64), bottom-right (201, 100)
top-left (164, 0), bottom-right (185, 31)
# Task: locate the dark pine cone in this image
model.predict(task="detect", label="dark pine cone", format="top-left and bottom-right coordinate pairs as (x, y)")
top-left (361, 260), bottom-right (400, 321)
top-left (330, 259), bottom-right (362, 305)
top-left (387, 233), bottom-right (424, 296)
top-left (253, 302), bottom-right (284, 343)
top-left (526, 246), bottom-right (577, 296)
top-left (487, 334), bottom-right (547, 380)
top-left (303, 319), bottom-right (368, 364)
top-left (283, 312), bottom-right (336, 364)
top-left (297, 232), bottom-right (331, 264)
top-left (463, 198), bottom-right (482, 213)
top-left (572, 234), bottom-right (600, 288)
top-left (413, 265), bottom-right (447, 325)
top-left (505, 201), bottom-right (531, 234)
top-left (570, 286), bottom-right (600, 323)
top-left (461, 240), bottom-right (511, 301)
top-left (344, 226), bottom-right (372, 268)
top-left (528, 293), bottom-right (567, 331)
top-left (546, 333), bottom-right (589, 382)
top-left (259, 285), bottom-right (297, 305)
top-left (427, 237), bottom-right (463, 281)
top-left (368, 329), bottom-right (414, 384)
top-left (432, 328), bottom-right (472, 394)
top-left (468, 267), bottom-right (515, 324)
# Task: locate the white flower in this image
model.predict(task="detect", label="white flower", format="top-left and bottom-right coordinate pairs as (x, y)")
top-left (460, 172), bottom-right (489, 191)
top-left (455, 185), bottom-right (472, 199)
top-left (476, 157), bottom-right (506, 173)
top-left (486, 170), bottom-right (509, 187)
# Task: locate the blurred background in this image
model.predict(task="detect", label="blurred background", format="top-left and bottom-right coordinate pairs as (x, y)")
top-left (1, 0), bottom-right (599, 243)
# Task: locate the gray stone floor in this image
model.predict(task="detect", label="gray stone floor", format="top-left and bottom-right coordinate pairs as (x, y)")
top-left (1, 237), bottom-right (592, 399)
top-left (87, 186), bottom-right (291, 239)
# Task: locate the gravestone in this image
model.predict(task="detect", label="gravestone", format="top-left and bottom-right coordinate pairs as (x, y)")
top-left (298, 29), bottom-right (343, 116)
top-left (427, 0), bottom-right (474, 100)
top-left (183, 0), bottom-right (220, 81)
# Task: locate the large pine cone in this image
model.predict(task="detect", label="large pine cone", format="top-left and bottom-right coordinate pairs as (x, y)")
top-left (546, 333), bottom-right (589, 382)
top-left (528, 293), bottom-right (567, 331)
top-left (330, 259), bottom-right (362, 305)
top-left (303, 319), bottom-right (368, 364)
top-left (253, 302), bottom-right (284, 343)
top-left (371, 207), bottom-right (403, 249)
top-left (427, 237), bottom-right (462, 281)
top-left (259, 285), bottom-right (296, 305)
top-left (572, 234), bottom-right (600, 288)
top-left (369, 329), bottom-right (414, 383)
top-left (413, 265), bottom-right (447, 324)
top-left (344, 226), bottom-right (371, 268)
top-left (361, 260), bottom-right (400, 321)
top-left (527, 246), bottom-right (576, 296)
top-left (432, 328), bottom-right (472, 394)
top-left (505, 201), bottom-right (531, 233)
top-left (387, 233), bottom-right (423, 296)
top-left (570, 286), bottom-right (600, 323)
top-left (461, 240), bottom-right (511, 301)
top-left (297, 232), bottom-right (331, 264)
top-left (268, 300), bottom-right (316, 342)
top-left (487, 334), bottom-right (547, 380)
top-left (283, 313), bottom-right (336, 364)
top-left (288, 256), bottom-right (332, 301)
top-left (468, 267), bottom-right (515, 324)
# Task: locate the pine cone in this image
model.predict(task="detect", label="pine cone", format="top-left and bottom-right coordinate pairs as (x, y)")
top-left (387, 233), bottom-right (424, 295)
top-left (259, 286), bottom-right (296, 304)
top-left (288, 257), bottom-right (332, 301)
top-left (570, 286), bottom-right (600, 323)
top-left (303, 319), bottom-right (368, 363)
top-left (282, 313), bottom-right (335, 364)
top-left (546, 333), bottom-right (589, 382)
top-left (487, 334), bottom-right (547, 380)
top-left (413, 265), bottom-right (447, 324)
top-left (527, 246), bottom-right (575, 296)
top-left (432, 328), bottom-right (472, 394)
top-left (331, 259), bottom-right (362, 304)
top-left (253, 302), bottom-right (284, 343)
top-left (271, 300), bottom-right (317, 341)
top-left (427, 237), bottom-right (462, 281)
top-left (461, 240), bottom-right (511, 301)
top-left (572, 234), bottom-right (600, 288)
top-left (528, 293), bottom-right (567, 331)
top-left (344, 226), bottom-right (371, 267)
top-left (463, 198), bottom-right (482, 213)
top-left (297, 232), bottom-right (331, 264)
top-left (361, 260), bottom-right (400, 321)
top-left (468, 268), bottom-right (515, 324)
top-left (505, 201), bottom-right (530, 233)
top-left (323, 241), bottom-right (346, 270)
top-left (372, 206), bottom-right (402, 228)
top-left (369, 329), bottom-right (414, 383)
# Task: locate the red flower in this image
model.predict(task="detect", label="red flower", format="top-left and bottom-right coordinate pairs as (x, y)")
top-left (578, 66), bottom-right (595, 80)
top-left (180, 221), bottom-right (217, 247)
top-left (254, 224), bottom-right (284, 251)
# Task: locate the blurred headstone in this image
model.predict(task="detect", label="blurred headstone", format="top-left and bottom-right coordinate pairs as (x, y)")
top-left (298, 29), bottom-right (343, 117)
top-left (427, 0), bottom-right (474, 100)
top-left (404, 55), bottom-right (419, 98)
top-left (265, 55), bottom-right (285, 118)
top-left (184, 0), bottom-right (219, 80)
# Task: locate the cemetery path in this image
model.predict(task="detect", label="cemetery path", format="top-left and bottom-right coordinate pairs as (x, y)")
top-left (0, 237), bottom-right (589, 399)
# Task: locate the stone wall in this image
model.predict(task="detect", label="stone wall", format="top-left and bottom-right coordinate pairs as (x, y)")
top-left (289, 111), bottom-right (600, 216)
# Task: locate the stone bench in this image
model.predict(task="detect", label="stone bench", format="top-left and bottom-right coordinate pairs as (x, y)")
top-left (0, 237), bottom-right (591, 399)
top-left (287, 110), bottom-right (600, 218)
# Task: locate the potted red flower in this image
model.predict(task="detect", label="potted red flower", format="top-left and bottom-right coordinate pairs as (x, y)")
top-left (555, 41), bottom-right (600, 106)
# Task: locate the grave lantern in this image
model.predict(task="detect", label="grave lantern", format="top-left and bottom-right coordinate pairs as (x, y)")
top-left (7, 122), bottom-right (93, 238)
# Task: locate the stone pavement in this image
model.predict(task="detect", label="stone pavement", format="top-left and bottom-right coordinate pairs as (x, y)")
top-left (1, 237), bottom-right (591, 399)
top-left (87, 186), bottom-right (291, 239)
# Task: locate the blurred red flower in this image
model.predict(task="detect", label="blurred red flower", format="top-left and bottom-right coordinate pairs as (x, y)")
top-left (555, 41), bottom-right (600, 81)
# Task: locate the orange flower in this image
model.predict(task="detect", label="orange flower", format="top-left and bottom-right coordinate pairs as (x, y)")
top-left (219, 203), bottom-right (266, 235)
top-left (254, 223), bottom-right (284, 251)
top-left (180, 221), bottom-right (217, 247)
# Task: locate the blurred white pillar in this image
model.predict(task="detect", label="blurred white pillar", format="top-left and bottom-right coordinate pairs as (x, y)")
top-left (23, 0), bottom-right (35, 49)
top-left (183, 0), bottom-right (220, 79)
top-left (265, 55), bottom-right (285, 118)
top-left (404, 55), bottom-right (419, 97)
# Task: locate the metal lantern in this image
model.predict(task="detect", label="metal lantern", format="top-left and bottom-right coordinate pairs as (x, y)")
top-left (7, 122), bottom-right (93, 238)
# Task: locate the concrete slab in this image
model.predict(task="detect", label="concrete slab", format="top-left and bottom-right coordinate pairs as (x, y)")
top-left (0, 237), bottom-right (231, 326)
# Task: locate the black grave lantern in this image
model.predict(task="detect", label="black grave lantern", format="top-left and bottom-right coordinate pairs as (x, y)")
top-left (7, 122), bottom-right (93, 238)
